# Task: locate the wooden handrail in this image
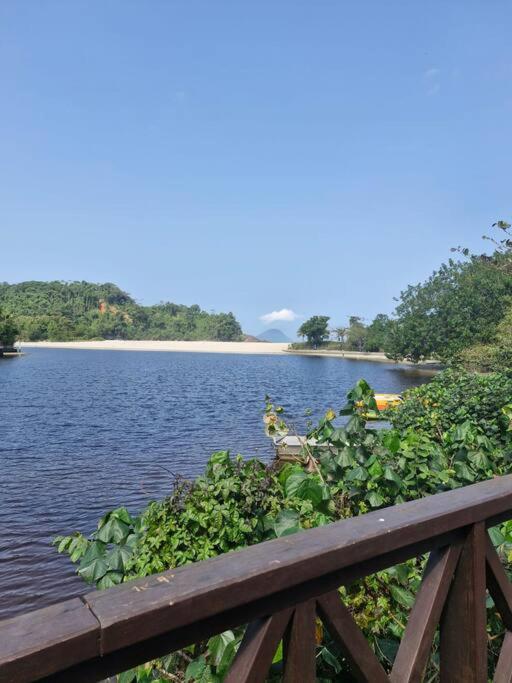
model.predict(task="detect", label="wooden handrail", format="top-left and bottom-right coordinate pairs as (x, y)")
top-left (3, 475), bottom-right (512, 682)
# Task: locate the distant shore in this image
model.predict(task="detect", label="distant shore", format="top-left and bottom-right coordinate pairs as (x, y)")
top-left (20, 341), bottom-right (439, 365)
top-left (285, 349), bottom-right (440, 366)
top-left (20, 340), bottom-right (289, 354)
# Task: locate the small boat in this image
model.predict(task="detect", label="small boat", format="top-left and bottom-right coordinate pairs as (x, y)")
top-left (374, 393), bottom-right (402, 411)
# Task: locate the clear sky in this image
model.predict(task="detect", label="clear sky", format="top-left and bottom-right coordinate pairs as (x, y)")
top-left (1, 2), bottom-right (511, 336)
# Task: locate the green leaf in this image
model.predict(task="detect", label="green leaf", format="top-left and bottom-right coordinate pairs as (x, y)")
top-left (272, 640), bottom-right (283, 665)
top-left (383, 466), bottom-right (402, 486)
top-left (106, 545), bottom-right (132, 572)
top-left (285, 473), bottom-right (325, 506)
top-left (273, 510), bottom-right (301, 537)
top-left (78, 556), bottom-right (109, 584)
top-left (383, 431), bottom-right (401, 454)
top-left (488, 526), bottom-right (506, 547)
top-left (335, 447), bottom-right (356, 468)
top-left (117, 670), bottom-right (137, 683)
top-left (209, 450), bottom-right (231, 466)
top-left (318, 646), bottom-right (342, 673)
top-left (81, 540), bottom-right (106, 564)
top-left (368, 460), bottom-right (383, 479)
top-left (367, 491), bottom-right (385, 507)
top-left (97, 571), bottom-right (123, 590)
top-left (468, 450), bottom-right (489, 470)
top-left (454, 461), bottom-right (475, 482)
top-left (346, 466), bottom-right (368, 482)
top-left (96, 518), bottom-right (131, 544)
top-left (209, 630), bottom-right (236, 668)
top-left (389, 584), bottom-right (415, 609)
top-left (280, 465), bottom-right (305, 488)
top-left (283, 471), bottom-right (306, 495)
top-left (185, 656), bottom-right (207, 682)
top-left (376, 638), bottom-right (399, 665)
top-left (111, 507), bottom-right (134, 525)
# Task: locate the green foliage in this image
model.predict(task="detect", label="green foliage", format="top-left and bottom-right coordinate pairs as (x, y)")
top-left (345, 315), bottom-right (368, 351)
top-left (364, 314), bottom-right (391, 352)
top-left (384, 258), bottom-right (512, 362)
top-left (297, 315), bottom-right (330, 347)
top-left (55, 372), bottom-right (512, 680)
top-left (388, 369), bottom-right (512, 446)
top-left (458, 303), bottom-right (512, 372)
top-left (0, 281), bottom-right (243, 342)
top-left (0, 306), bottom-right (18, 346)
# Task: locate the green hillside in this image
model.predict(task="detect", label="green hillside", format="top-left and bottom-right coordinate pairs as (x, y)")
top-left (0, 281), bottom-right (243, 342)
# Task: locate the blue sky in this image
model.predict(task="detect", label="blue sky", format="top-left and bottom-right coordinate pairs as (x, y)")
top-left (1, 2), bottom-right (511, 336)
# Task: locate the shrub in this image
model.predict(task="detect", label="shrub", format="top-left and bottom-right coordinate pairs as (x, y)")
top-left (55, 372), bottom-right (512, 680)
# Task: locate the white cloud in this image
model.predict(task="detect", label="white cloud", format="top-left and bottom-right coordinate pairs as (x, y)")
top-left (260, 308), bottom-right (300, 324)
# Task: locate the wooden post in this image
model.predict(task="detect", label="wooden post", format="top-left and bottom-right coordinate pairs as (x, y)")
top-left (440, 522), bottom-right (487, 682)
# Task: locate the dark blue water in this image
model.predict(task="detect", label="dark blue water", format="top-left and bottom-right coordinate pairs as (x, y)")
top-left (0, 348), bottom-right (432, 619)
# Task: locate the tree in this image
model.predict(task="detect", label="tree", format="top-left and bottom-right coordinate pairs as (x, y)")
top-left (384, 258), bottom-right (512, 362)
top-left (346, 316), bottom-right (367, 351)
top-left (0, 307), bottom-right (18, 346)
top-left (365, 314), bottom-right (391, 352)
top-left (297, 316), bottom-right (330, 347)
top-left (0, 281), bottom-right (244, 342)
top-left (208, 312), bottom-right (243, 341)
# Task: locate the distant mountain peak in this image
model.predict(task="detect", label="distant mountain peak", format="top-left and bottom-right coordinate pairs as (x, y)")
top-left (257, 328), bottom-right (291, 343)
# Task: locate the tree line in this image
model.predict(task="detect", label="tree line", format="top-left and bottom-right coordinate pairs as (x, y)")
top-left (295, 220), bottom-right (512, 368)
top-left (0, 281), bottom-right (243, 343)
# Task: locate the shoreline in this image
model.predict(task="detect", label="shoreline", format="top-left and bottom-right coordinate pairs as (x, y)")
top-left (19, 341), bottom-right (439, 366)
top-left (285, 349), bottom-right (441, 366)
top-left (20, 340), bottom-right (289, 355)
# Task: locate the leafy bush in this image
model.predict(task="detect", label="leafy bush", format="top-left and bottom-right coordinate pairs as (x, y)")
top-left (388, 369), bottom-right (512, 446)
top-left (55, 372), bottom-right (512, 680)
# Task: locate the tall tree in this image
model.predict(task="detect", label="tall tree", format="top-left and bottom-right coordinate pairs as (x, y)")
top-left (346, 316), bottom-right (367, 351)
top-left (0, 307), bottom-right (18, 346)
top-left (365, 314), bottom-right (391, 352)
top-left (297, 316), bottom-right (330, 347)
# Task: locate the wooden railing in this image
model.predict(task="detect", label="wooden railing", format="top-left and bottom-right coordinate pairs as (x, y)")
top-left (3, 475), bottom-right (512, 682)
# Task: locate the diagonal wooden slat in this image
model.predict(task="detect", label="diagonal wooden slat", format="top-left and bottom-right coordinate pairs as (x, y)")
top-left (316, 591), bottom-right (388, 683)
top-left (283, 600), bottom-right (316, 683)
top-left (390, 543), bottom-right (462, 683)
top-left (487, 534), bottom-right (512, 631)
top-left (494, 630), bottom-right (512, 683)
top-left (224, 609), bottom-right (292, 683)
top-left (440, 522), bottom-right (487, 683)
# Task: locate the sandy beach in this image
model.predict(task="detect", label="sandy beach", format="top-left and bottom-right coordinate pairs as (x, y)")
top-left (19, 341), bottom-right (439, 365)
top-left (20, 340), bottom-right (290, 354)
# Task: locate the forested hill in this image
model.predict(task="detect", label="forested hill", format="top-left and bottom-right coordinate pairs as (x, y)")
top-left (0, 281), bottom-right (243, 341)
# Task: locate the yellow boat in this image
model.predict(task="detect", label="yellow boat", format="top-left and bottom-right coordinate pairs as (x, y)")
top-left (374, 393), bottom-right (402, 411)
top-left (356, 393), bottom-right (402, 419)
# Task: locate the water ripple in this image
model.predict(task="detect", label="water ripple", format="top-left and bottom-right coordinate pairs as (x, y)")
top-left (0, 349), bottom-right (428, 619)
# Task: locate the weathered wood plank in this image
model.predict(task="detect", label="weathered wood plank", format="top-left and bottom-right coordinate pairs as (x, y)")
top-left (224, 609), bottom-right (292, 683)
top-left (316, 591), bottom-right (388, 682)
top-left (487, 535), bottom-right (512, 630)
top-left (440, 522), bottom-right (487, 682)
top-left (494, 630), bottom-right (512, 683)
top-left (0, 598), bottom-right (99, 683)
top-left (390, 543), bottom-right (462, 683)
top-left (83, 475), bottom-right (512, 654)
top-left (283, 600), bottom-right (316, 683)
top-left (4, 476), bottom-right (512, 681)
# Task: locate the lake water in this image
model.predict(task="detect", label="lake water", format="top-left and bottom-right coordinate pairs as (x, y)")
top-left (0, 348), bottom-right (432, 619)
